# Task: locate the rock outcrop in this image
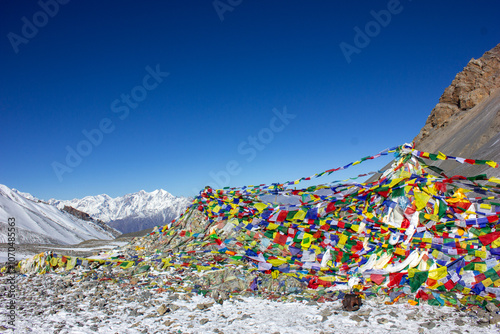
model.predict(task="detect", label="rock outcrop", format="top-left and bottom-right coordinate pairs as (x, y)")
top-left (61, 205), bottom-right (121, 238)
top-left (62, 205), bottom-right (93, 221)
top-left (414, 43), bottom-right (500, 145)
top-left (412, 43), bottom-right (500, 179)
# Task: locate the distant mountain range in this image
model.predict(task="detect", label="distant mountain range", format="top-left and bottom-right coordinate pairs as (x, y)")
top-left (0, 184), bottom-right (120, 245)
top-left (49, 189), bottom-right (191, 234)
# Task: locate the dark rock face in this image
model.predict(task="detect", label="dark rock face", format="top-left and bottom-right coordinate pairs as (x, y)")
top-left (414, 43), bottom-right (500, 145)
top-left (62, 205), bottom-right (122, 238)
top-left (63, 205), bottom-right (93, 221)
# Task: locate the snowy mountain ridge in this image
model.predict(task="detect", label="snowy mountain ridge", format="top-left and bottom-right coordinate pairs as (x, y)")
top-left (0, 184), bottom-right (120, 245)
top-left (49, 189), bottom-right (191, 234)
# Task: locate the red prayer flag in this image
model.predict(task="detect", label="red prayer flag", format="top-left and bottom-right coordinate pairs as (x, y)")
top-left (277, 210), bottom-right (288, 222)
top-left (479, 231), bottom-right (500, 246)
top-left (274, 232), bottom-right (287, 246)
top-left (415, 289), bottom-right (429, 300)
top-left (370, 274), bottom-right (385, 285)
top-left (444, 280), bottom-right (457, 290)
top-left (388, 272), bottom-right (404, 287)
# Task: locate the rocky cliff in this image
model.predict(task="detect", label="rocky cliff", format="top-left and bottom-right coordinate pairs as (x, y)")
top-left (414, 44), bottom-right (500, 145)
top-left (413, 43), bottom-right (500, 178)
top-left (62, 205), bottom-right (93, 221)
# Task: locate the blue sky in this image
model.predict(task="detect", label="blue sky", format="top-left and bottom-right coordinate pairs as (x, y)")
top-left (1, 0), bottom-right (499, 200)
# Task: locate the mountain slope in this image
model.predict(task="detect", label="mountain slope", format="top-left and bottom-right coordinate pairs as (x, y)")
top-left (50, 189), bottom-right (191, 234)
top-left (413, 43), bottom-right (500, 177)
top-left (0, 185), bottom-right (120, 245)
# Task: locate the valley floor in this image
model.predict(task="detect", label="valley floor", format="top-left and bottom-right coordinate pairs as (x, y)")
top-left (0, 239), bottom-right (131, 264)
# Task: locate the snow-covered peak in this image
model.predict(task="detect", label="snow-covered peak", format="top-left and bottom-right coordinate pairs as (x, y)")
top-left (0, 184), bottom-right (120, 245)
top-left (0, 185), bottom-right (36, 206)
top-left (49, 189), bottom-right (191, 230)
top-left (13, 189), bottom-right (36, 201)
top-left (151, 189), bottom-right (169, 196)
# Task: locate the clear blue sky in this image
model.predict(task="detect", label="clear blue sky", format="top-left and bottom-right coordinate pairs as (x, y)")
top-left (1, 0), bottom-right (499, 200)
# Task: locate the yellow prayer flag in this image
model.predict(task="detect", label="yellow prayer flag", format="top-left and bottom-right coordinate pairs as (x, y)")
top-left (394, 247), bottom-right (406, 256)
top-left (301, 232), bottom-right (314, 248)
top-left (414, 192), bottom-right (431, 211)
top-left (424, 213), bottom-right (439, 222)
top-left (254, 202), bottom-right (268, 213)
top-left (400, 170), bottom-right (411, 179)
top-left (486, 161), bottom-right (499, 168)
top-left (483, 277), bottom-right (494, 287)
top-left (408, 268), bottom-right (418, 278)
top-left (431, 249), bottom-right (440, 259)
top-left (492, 238), bottom-right (500, 249)
top-left (318, 276), bottom-right (337, 282)
top-left (428, 266), bottom-right (447, 281)
top-left (475, 251), bottom-right (487, 259)
top-left (268, 258), bottom-right (287, 266)
top-left (489, 177), bottom-right (500, 184)
top-left (310, 244), bottom-right (321, 254)
top-left (267, 223), bottom-right (279, 230)
top-left (272, 270), bottom-right (280, 279)
top-left (437, 151), bottom-right (447, 160)
top-left (480, 203), bottom-right (492, 210)
top-left (293, 210), bottom-right (307, 220)
top-left (475, 263), bottom-right (487, 272)
top-left (66, 257), bottom-right (77, 271)
top-left (388, 177), bottom-right (404, 188)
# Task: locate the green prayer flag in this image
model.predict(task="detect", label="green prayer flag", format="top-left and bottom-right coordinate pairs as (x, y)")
top-left (410, 270), bottom-right (428, 293)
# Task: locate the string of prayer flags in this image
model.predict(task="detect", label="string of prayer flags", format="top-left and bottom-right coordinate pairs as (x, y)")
top-left (13, 143), bottom-right (500, 310)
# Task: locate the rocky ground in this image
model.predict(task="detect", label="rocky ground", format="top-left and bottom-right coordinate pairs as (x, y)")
top-left (3, 228), bottom-right (500, 333)
top-left (2, 271), bottom-right (500, 334)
